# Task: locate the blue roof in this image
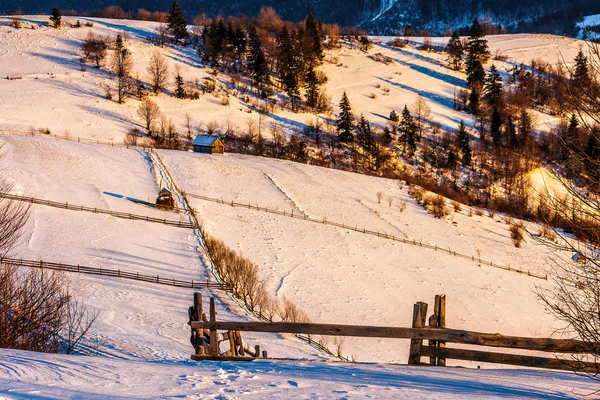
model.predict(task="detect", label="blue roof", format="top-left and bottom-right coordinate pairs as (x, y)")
top-left (192, 135), bottom-right (221, 147)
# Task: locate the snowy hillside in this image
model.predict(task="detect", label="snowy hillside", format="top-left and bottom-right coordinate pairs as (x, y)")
top-left (0, 16), bottom-right (597, 399)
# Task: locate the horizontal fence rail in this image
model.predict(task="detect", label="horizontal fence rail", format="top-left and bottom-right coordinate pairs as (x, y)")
top-left (0, 193), bottom-right (196, 229)
top-left (0, 129), bottom-right (135, 149)
top-left (184, 193), bottom-right (547, 280)
top-left (0, 257), bottom-right (228, 290)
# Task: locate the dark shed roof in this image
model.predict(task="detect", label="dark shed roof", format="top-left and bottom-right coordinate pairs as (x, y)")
top-left (192, 135), bottom-right (221, 147)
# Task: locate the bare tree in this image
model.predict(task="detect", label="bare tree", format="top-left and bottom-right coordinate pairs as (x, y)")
top-left (137, 97), bottom-right (161, 133)
top-left (112, 47), bottom-right (133, 104)
top-left (154, 24), bottom-right (169, 48)
top-left (410, 96), bottom-right (432, 141)
top-left (184, 112), bottom-right (194, 140)
top-left (0, 162), bottom-right (30, 256)
top-left (147, 51), bottom-right (170, 94)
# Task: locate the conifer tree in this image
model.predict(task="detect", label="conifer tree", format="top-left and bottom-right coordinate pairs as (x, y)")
top-left (305, 65), bottom-right (320, 109)
top-left (457, 120), bottom-right (471, 166)
top-left (278, 27), bottom-right (301, 111)
top-left (115, 34), bottom-right (125, 51)
top-left (49, 7), bottom-right (61, 28)
top-left (337, 91), bottom-right (354, 143)
top-left (174, 68), bottom-right (185, 99)
top-left (167, 1), bottom-right (189, 43)
top-left (356, 114), bottom-right (375, 155)
top-left (399, 105), bottom-right (417, 157)
top-left (506, 115), bottom-right (518, 149)
top-left (466, 56), bottom-right (485, 88)
top-left (247, 27), bottom-right (270, 95)
top-left (467, 18), bottom-right (490, 64)
top-left (572, 50), bottom-right (589, 90)
top-left (446, 31), bottom-right (463, 71)
top-left (483, 65), bottom-right (503, 108)
top-left (303, 12), bottom-right (324, 66)
top-left (490, 108), bottom-right (503, 150)
top-left (517, 109), bottom-right (533, 150)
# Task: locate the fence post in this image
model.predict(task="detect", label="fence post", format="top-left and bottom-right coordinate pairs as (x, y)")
top-left (438, 295), bottom-right (447, 366)
top-left (192, 292), bottom-right (204, 355)
top-left (408, 301), bottom-right (428, 365)
top-left (209, 298), bottom-right (219, 357)
top-left (255, 345), bottom-right (260, 358)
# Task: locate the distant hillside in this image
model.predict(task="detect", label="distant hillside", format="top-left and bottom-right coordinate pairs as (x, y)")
top-left (1, 0), bottom-right (599, 35)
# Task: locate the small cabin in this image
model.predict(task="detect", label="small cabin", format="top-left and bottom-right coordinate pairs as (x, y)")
top-left (192, 135), bottom-right (224, 154)
top-left (156, 188), bottom-right (175, 210)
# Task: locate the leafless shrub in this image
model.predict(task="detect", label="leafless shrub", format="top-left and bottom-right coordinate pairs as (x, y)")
top-left (124, 128), bottom-right (142, 146)
top-left (205, 121), bottom-right (219, 136)
top-left (538, 224), bottom-right (557, 242)
top-left (376, 191), bottom-right (383, 204)
top-left (333, 336), bottom-right (345, 358)
top-left (369, 92), bottom-right (377, 99)
top-left (509, 220), bottom-right (526, 248)
top-left (136, 97), bottom-right (161, 133)
top-left (279, 297), bottom-right (310, 323)
top-left (387, 196), bottom-right (393, 207)
top-left (221, 96), bottom-right (231, 106)
top-left (0, 169), bottom-right (31, 256)
top-left (9, 17), bottom-right (22, 29)
top-left (388, 38), bottom-right (406, 48)
top-left (474, 208), bottom-right (484, 216)
top-left (397, 200), bottom-right (407, 212)
top-left (428, 194), bottom-right (450, 219)
top-left (147, 51), bottom-right (169, 94)
top-left (408, 185), bottom-right (425, 204)
top-left (451, 200), bottom-right (462, 212)
top-left (0, 264), bottom-right (97, 354)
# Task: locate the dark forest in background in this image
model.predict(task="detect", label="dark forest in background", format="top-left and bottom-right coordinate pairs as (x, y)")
top-left (2, 0), bottom-right (600, 35)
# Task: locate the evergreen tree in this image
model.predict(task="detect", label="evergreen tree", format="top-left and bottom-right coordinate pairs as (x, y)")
top-left (490, 108), bottom-right (503, 150)
top-left (247, 27), bottom-right (270, 95)
top-left (517, 109), bottom-right (533, 150)
top-left (337, 91), bottom-right (354, 143)
top-left (467, 18), bottom-right (490, 64)
top-left (585, 128), bottom-right (600, 180)
top-left (457, 120), bottom-right (471, 166)
top-left (175, 71), bottom-right (185, 99)
top-left (49, 7), bottom-right (61, 28)
top-left (466, 56), bottom-right (485, 88)
top-left (356, 114), bottom-right (375, 155)
top-left (483, 65), bottom-right (503, 108)
top-left (563, 114), bottom-right (579, 162)
top-left (277, 27), bottom-right (301, 111)
top-left (468, 83), bottom-right (482, 115)
top-left (446, 31), bottom-right (463, 71)
top-left (305, 65), bottom-right (320, 109)
top-left (167, 1), bottom-right (189, 43)
top-left (506, 115), bottom-right (518, 149)
top-left (572, 50), bottom-right (589, 90)
top-left (303, 12), bottom-right (324, 66)
top-left (115, 34), bottom-right (125, 51)
top-left (382, 126), bottom-right (393, 145)
top-left (399, 105), bottom-right (417, 157)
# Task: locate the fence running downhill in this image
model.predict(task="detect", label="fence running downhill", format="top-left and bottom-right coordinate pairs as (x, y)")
top-left (184, 193), bottom-right (548, 280)
top-left (0, 257), bottom-right (229, 290)
top-left (0, 193), bottom-right (195, 229)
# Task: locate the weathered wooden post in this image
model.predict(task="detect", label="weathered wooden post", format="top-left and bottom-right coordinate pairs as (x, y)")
top-left (408, 301), bottom-right (428, 365)
top-left (227, 330), bottom-right (237, 356)
top-left (209, 298), bottom-right (219, 357)
top-left (255, 345), bottom-right (260, 358)
top-left (438, 294), bottom-right (447, 366)
top-left (193, 292), bottom-right (205, 355)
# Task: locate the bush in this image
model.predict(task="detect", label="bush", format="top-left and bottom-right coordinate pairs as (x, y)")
top-left (9, 17), bottom-right (22, 29)
top-left (397, 200), bottom-right (407, 212)
top-left (539, 224), bottom-right (557, 242)
top-left (388, 38), bottom-right (406, 48)
top-left (509, 221), bottom-right (526, 248)
top-left (451, 200), bottom-right (462, 212)
top-left (408, 185), bottom-right (425, 204)
top-left (428, 194), bottom-right (450, 219)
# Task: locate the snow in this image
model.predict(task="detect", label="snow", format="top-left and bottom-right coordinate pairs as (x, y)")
top-left (0, 16), bottom-right (596, 397)
top-left (1, 349), bottom-right (599, 399)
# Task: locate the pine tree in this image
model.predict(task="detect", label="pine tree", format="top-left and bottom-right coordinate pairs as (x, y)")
top-left (562, 114), bottom-right (579, 163)
top-left (356, 114), bottom-right (375, 154)
top-left (49, 7), bottom-right (61, 28)
top-left (466, 56), bottom-right (485, 88)
top-left (304, 12), bottom-right (324, 66)
top-left (167, 1), bottom-right (189, 43)
top-left (467, 19), bottom-right (490, 64)
top-left (457, 121), bottom-right (471, 166)
top-left (305, 65), bottom-right (320, 109)
top-left (382, 126), bottom-right (393, 145)
top-left (468, 83), bottom-right (482, 115)
top-left (517, 109), bottom-right (532, 150)
top-left (446, 31), bottom-right (463, 71)
top-left (483, 65), bottom-right (503, 108)
top-left (278, 27), bottom-right (301, 111)
top-left (399, 105), bottom-right (417, 157)
top-left (175, 71), bottom-right (185, 99)
top-left (337, 91), bottom-right (354, 143)
top-left (572, 50), bottom-right (589, 90)
top-left (506, 115), bottom-right (518, 149)
top-left (490, 108), bottom-right (503, 150)
top-left (247, 27), bottom-right (270, 95)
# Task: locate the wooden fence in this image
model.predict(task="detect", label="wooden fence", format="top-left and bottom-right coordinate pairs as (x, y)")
top-left (0, 128), bottom-right (139, 149)
top-left (190, 294), bottom-right (598, 372)
top-left (184, 193), bottom-right (547, 280)
top-left (0, 192), bottom-right (195, 229)
top-left (0, 257), bottom-right (228, 290)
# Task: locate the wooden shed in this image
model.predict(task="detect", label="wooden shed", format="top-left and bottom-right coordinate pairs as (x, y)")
top-left (156, 188), bottom-right (175, 210)
top-left (192, 135), bottom-right (224, 154)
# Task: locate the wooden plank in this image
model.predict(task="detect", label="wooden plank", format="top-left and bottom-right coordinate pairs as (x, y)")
top-left (228, 331), bottom-right (237, 356)
top-left (438, 294), bottom-right (446, 366)
top-left (190, 321), bottom-right (595, 353)
top-left (209, 298), bottom-right (219, 357)
top-left (408, 302), bottom-right (428, 365)
top-left (421, 346), bottom-right (598, 373)
top-left (190, 355), bottom-right (255, 362)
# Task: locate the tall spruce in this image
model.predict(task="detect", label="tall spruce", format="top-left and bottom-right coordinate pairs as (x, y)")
top-left (303, 12), bottom-right (324, 67)
top-left (483, 65), bottom-right (503, 108)
top-left (399, 105), bottom-right (417, 157)
top-left (278, 27), bottom-right (301, 111)
top-left (517, 109), bottom-right (533, 150)
top-left (337, 91), bottom-right (354, 143)
top-left (490, 108), bottom-right (503, 150)
top-left (305, 65), bottom-right (320, 109)
top-left (457, 120), bottom-right (471, 166)
top-left (248, 27), bottom-right (270, 95)
top-left (167, 1), bottom-right (189, 43)
top-left (49, 7), bottom-right (61, 28)
top-left (572, 49), bottom-right (589, 90)
top-left (356, 114), bottom-right (375, 155)
top-left (467, 19), bottom-right (490, 64)
top-left (506, 115), bottom-right (518, 149)
top-left (446, 31), bottom-right (463, 71)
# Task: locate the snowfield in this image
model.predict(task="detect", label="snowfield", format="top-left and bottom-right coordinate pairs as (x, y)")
top-left (0, 15), bottom-right (597, 399)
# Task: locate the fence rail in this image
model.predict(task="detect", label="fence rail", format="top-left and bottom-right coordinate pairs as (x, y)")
top-left (190, 294), bottom-right (598, 372)
top-left (0, 257), bottom-right (228, 290)
top-left (0, 128), bottom-right (134, 148)
top-left (184, 193), bottom-right (548, 280)
top-left (0, 193), bottom-right (196, 229)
